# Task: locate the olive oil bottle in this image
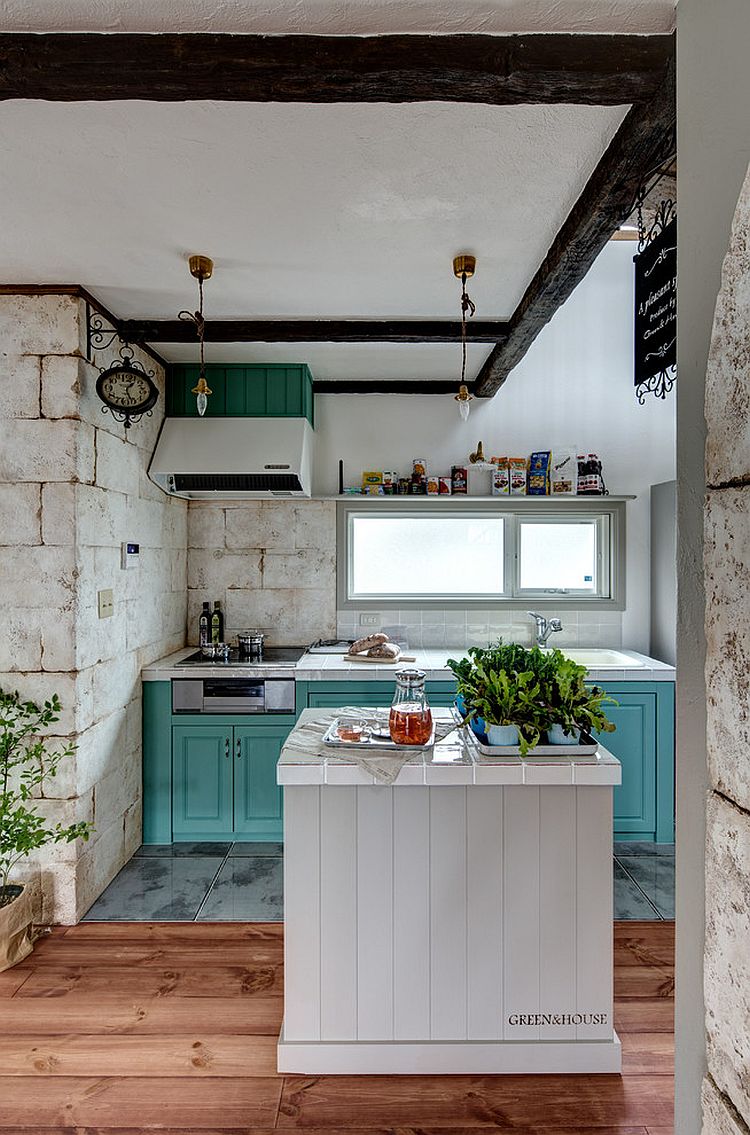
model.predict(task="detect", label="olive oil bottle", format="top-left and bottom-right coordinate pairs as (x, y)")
top-left (211, 600), bottom-right (224, 644)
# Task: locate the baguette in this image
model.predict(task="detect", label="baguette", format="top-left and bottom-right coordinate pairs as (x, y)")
top-left (350, 632), bottom-right (389, 655)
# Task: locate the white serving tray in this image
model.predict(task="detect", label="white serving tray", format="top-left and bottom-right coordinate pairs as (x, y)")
top-left (466, 730), bottom-right (599, 759)
top-left (322, 716), bottom-right (436, 753)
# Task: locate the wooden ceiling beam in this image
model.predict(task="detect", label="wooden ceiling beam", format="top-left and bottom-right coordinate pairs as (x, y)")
top-left (474, 58), bottom-right (675, 397)
top-left (0, 32), bottom-right (673, 104)
top-left (119, 319), bottom-right (509, 345)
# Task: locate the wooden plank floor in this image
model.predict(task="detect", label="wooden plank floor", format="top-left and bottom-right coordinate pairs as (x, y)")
top-left (0, 920), bottom-right (673, 1134)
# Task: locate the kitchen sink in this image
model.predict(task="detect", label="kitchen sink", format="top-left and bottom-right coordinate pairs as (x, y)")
top-left (562, 649), bottom-right (646, 668)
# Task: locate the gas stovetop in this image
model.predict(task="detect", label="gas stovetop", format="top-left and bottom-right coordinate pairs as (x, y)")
top-left (177, 646), bottom-right (306, 668)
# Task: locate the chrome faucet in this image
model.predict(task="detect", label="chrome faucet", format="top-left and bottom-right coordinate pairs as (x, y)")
top-left (528, 611), bottom-right (563, 649)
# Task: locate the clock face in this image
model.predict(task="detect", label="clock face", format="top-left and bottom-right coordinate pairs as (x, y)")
top-left (96, 364), bottom-right (158, 415)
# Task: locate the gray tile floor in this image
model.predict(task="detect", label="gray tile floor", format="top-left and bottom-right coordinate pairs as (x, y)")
top-left (83, 839), bottom-right (674, 922)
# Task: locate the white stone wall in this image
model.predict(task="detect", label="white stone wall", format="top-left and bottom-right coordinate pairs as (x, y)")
top-left (187, 501), bottom-right (335, 646)
top-left (0, 293), bottom-right (187, 923)
top-left (703, 162), bottom-right (750, 1132)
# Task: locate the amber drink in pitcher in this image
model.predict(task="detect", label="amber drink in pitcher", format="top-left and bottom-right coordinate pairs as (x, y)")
top-left (389, 669), bottom-right (433, 746)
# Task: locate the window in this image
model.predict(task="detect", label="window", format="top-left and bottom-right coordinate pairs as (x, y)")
top-left (348, 513), bottom-right (507, 601)
top-left (337, 500), bottom-right (625, 610)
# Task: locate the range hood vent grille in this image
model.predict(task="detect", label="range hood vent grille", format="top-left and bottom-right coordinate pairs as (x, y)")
top-left (172, 473), bottom-right (302, 493)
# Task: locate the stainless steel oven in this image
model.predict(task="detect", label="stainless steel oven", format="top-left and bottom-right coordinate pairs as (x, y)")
top-left (172, 676), bottom-right (295, 715)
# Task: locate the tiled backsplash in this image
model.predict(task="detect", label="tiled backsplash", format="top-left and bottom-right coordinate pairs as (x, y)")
top-left (336, 608), bottom-right (624, 650)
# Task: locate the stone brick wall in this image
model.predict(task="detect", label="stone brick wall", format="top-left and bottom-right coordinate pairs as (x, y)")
top-left (703, 163), bottom-right (750, 1131)
top-left (0, 293), bottom-right (186, 923)
top-left (187, 501), bottom-right (336, 646)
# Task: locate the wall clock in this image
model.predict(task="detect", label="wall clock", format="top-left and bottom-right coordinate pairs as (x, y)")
top-left (96, 349), bottom-right (159, 430)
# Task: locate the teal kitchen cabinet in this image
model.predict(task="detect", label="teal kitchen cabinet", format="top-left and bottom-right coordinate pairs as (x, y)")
top-left (172, 725), bottom-right (233, 838)
top-left (143, 684), bottom-right (294, 844)
top-left (233, 724), bottom-right (287, 837)
top-left (297, 681), bottom-right (458, 713)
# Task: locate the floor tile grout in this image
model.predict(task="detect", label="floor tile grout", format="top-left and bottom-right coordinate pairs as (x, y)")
top-left (615, 857), bottom-right (665, 921)
top-left (193, 844), bottom-right (235, 922)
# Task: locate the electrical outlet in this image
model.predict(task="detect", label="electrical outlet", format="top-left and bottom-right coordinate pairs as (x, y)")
top-left (97, 589), bottom-right (114, 619)
top-left (359, 613), bottom-right (381, 627)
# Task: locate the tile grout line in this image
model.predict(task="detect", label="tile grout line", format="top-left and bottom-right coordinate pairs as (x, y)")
top-left (193, 843), bottom-right (235, 921)
top-left (615, 857), bottom-right (664, 921)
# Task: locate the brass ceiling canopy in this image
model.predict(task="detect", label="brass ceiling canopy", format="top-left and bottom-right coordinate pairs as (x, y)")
top-left (453, 254), bottom-right (476, 281)
top-left (188, 254), bottom-right (214, 281)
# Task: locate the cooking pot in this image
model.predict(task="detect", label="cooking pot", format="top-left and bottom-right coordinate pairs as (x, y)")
top-left (237, 631), bottom-right (265, 658)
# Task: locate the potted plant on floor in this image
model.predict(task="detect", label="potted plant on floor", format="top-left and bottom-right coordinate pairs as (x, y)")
top-left (545, 656), bottom-right (617, 743)
top-left (0, 688), bottom-right (93, 971)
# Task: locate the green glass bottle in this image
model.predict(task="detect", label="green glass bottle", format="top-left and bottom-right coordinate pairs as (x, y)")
top-left (211, 600), bottom-right (224, 645)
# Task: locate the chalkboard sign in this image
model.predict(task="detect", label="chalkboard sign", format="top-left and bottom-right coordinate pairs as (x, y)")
top-left (634, 216), bottom-right (676, 393)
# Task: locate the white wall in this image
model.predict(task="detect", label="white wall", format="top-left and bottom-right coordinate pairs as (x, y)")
top-left (313, 240), bottom-right (676, 652)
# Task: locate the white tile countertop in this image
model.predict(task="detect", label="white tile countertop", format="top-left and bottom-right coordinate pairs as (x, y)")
top-left (277, 708), bottom-right (622, 787)
top-left (142, 646), bottom-right (675, 682)
top-left (293, 647), bottom-right (675, 684)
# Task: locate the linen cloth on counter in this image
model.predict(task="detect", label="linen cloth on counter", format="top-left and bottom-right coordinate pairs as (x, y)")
top-left (281, 707), bottom-right (463, 786)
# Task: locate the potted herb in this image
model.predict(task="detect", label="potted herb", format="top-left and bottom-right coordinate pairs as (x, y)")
top-left (546, 657), bottom-right (617, 743)
top-left (0, 689), bottom-right (93, 970)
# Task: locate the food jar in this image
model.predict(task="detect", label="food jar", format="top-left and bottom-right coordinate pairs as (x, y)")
top-left (389, 669), bottom-right (433, 746)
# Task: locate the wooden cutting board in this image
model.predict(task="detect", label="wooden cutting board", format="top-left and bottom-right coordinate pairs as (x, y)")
top-left (343, 653), bottom-right (417, 664)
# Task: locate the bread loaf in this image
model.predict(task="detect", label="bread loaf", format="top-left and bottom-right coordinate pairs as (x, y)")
top-left (349, 632), bottom-right (388, 655)
top-left (367, 642), bottom-right (401, 660)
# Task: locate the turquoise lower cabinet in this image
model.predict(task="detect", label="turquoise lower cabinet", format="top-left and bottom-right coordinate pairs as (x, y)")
top-left (234, 724), bottom-right (287, 837)
top-left (172, 726), bottom-right (233, 837)
top-left (142, 686), bottom-right (295, 844)
top-left (598, 682), bottom-right (674, 844)
top-left (298, 681), bottom-right (458, 712)
top-left (296, 678), bottom-right (675, 845)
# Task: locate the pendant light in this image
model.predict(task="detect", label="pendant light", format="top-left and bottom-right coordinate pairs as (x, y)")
top-left (178, 255), bottom-right (214, 416)
top-left (453, 254), bottom-right (476, 421)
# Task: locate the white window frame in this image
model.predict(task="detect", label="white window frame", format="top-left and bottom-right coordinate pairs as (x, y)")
top-left (336, 498), bottom-right (626, 611)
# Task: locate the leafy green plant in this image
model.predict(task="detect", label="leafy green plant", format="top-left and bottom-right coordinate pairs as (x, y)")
top-left (546, 657), bottom-right (617, 738)
top-left (471, 664), bottom-right (548, 756)
top-left (0, 689), bottom-right (93, 908)
top-left (447, 641), bottom-right (617, 754)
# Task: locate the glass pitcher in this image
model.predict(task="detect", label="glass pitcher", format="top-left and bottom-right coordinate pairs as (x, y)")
top-left (389, 669), bottom-right (433, 746)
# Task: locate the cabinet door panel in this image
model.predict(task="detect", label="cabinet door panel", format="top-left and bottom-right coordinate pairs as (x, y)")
top-left (172, 726), bottom-right (233, 835)
top-left (594, 694), bottom-right (656, 835)
top-left (234, 725), bottom-right (288, 838)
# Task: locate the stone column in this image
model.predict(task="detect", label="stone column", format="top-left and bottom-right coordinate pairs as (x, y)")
top-left (0, 293), bottom-right (187, 923)
top-left (703, 164), bottom-right (750, 1131)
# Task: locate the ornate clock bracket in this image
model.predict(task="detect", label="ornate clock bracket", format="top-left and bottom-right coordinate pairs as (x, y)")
top-left (87, 304), bottom-right (159, 430)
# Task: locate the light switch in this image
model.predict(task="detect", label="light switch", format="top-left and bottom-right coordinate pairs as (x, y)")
top-left (97, 589), bottom-right (114, 619)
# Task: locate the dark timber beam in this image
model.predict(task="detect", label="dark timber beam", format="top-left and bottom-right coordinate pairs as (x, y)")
top-left (0, 33), bottom-right (673, 104)
top-left (474, 59), bottom-right (675, 396)
top-left (119, 319), bottom-right (510, 345)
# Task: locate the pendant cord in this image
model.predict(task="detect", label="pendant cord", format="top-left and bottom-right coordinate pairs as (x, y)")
top-left (460, 272), bottom-right (476, 386)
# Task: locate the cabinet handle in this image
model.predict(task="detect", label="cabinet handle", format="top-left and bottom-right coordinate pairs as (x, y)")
top-left (224, 738), bottom-right (230, 759)
top-left (236, 737), bottom-right (242, 759)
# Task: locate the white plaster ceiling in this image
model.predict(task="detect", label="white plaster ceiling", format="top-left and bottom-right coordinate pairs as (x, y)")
top-left (0, 99), bottom-right (629, 379)
top-left (0, 0), bottom-right (676, 34)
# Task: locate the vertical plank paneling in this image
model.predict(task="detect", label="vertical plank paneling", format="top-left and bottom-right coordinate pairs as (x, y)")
top-left (393, 788), bottom-right (431, 1040)
top-left (356, 786), bottom-right (394, 1040)
top-left (576, 785), bottom-right (614, 1040)
top-left (539, 786), bottom-right (577, 1040)
top-left (319, 787), bottom-right (357, 1041)
top-left (467, 786), bottom-right (504, 1039)
top-left (503, 785), bottom-right (541, 1040)
top-left (430, 787), bottom-right (468, 1040)
top-left (283, 786), bottom-right (320, 1041)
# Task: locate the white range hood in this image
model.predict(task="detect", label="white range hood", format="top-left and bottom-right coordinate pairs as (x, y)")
top-left (149, 417), bottom-right (314, 499)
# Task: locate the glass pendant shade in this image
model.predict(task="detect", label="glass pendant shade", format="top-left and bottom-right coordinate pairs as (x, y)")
top-left (196, 391), bottom-right (208, 416)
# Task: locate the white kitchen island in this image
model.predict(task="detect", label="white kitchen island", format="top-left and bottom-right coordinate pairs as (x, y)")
top-left (277, 708), bottom-right (622, 1075)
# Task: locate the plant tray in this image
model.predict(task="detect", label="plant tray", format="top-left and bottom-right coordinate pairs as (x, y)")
top-left (322, 716), bottom-right (436, 754)
top-left (467, 731), bottom-right (599, 759)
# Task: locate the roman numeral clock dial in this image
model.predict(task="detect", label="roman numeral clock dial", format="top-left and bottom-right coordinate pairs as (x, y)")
top-left (95, 351), bottom-right (159, 430)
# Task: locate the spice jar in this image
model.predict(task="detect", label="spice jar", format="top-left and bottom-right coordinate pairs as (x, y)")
top-left (389, 669), bottom-right (433, 746)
